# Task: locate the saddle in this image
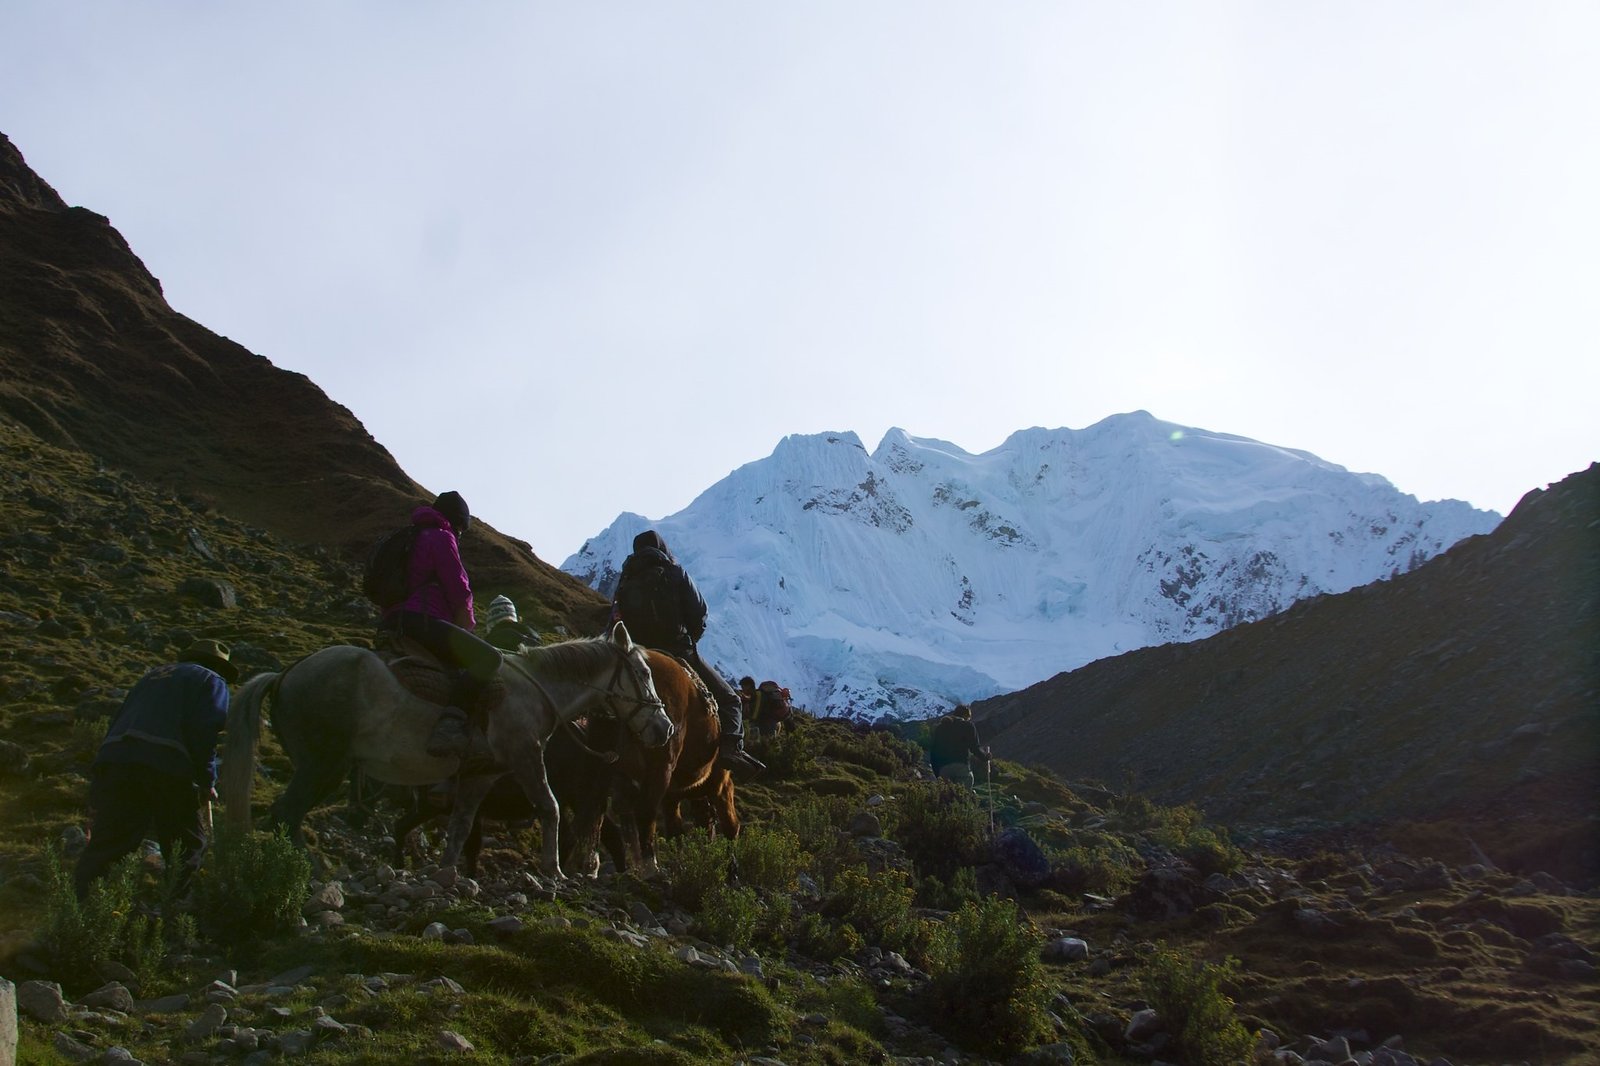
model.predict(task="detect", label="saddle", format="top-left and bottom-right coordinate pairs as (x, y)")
top-left (374, 632), bottom-right (506, 727)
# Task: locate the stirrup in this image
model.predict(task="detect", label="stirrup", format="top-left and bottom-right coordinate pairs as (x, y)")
top-left (426, 710), bottom-right (470, 758)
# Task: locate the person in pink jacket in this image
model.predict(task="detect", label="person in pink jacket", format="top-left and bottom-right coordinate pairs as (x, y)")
top-left (381, 491), bottom-right (502, 757)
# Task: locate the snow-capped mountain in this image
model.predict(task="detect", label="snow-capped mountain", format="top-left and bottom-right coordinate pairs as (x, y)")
top-left (562, 412), bottom-right (1501, 719)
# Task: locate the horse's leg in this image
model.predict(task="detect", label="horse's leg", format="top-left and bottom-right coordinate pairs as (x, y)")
top-left (599, 814), bottom-right (629, 873)
top-left (268, 743), bottom-right (351, 851)
top-left (509, 754), bottom-right (564, 880)
top-left (391, 790), bottom-right (430, 868)
top-left (634, 768), bottom-right (672, 877)
top-left (463, 812), bottom-right (485, 879)
top-left (713, 770), bottom-right (740, 840)
top-left (441, 774), bottom-right (496, 870)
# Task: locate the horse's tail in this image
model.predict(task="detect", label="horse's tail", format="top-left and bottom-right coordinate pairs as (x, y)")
top-left (221, 670), bottom-right (280, 829)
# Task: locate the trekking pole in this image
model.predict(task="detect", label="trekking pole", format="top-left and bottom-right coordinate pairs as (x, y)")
top-left (985, 759), bottom-right (995, 836)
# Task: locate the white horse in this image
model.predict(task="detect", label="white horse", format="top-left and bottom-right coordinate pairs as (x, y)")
top-left (219, 622), bottom-right (672, 878)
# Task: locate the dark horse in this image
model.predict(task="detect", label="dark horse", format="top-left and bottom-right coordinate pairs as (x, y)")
top-left (220, 624), bottom-right (672, 878)
top-left (385, 723), bottom-right (629, 877)
top-left (569, 648), bottom-right (739, 876)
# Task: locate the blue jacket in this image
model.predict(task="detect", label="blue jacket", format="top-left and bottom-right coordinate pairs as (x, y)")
top-left (96, 662), bottom-right (230, 787)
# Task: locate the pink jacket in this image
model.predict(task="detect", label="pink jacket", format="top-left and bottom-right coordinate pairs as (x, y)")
top-left (396, 506), bottom-right (476, 628)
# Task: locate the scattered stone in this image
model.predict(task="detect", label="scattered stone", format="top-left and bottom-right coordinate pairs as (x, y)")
top-left (136, 993), bottom-right (189, 1015)
top-left (303, 881), bottom-right (345, 914)
top-left (177, 576), bottom-right (237, 609)
top-left (269, 965), bottom-right (316, 986)
top-left (277, 1029), bottom-right (316, 1056)
top-left (847, 810), bottom-right (882, 837)
top-left (0, 978), bottom-right (15, 1066)
top-left (52, 1031), bottom-right (97, 1062)
top-left (81, 982), bottom-right (134, 1013)
top-left (17, 980), bottom-right (68, 1024)
top-left (437, 1030), bottom-right (475, 1053)
top-left (1043, 937), bottom-right (1090, 963)
top-left (421, 922), bottom-right (448, 941)
top-left (488, 915), bottom-right (524, 939)
top-left (185, 1002), bottom-right (227, 1042)
top-left (1125, 1008), bottom-right (1161, 1042)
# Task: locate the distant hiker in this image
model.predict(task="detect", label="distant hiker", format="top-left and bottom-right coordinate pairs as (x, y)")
top-left (929, 703), bottom-right (990, 788)
top-left (612, 529), bottom-right (765, 780)
top-left (737, 677), bottom-right (757, 732)
top-left (483, 594), bottom-right (542, 652)
top-left (376, 491), bottom-right (503, 758)
top-left (74, 639), bottom-right (238, 899)
top-left (748, 679), bottom-right (792, 741)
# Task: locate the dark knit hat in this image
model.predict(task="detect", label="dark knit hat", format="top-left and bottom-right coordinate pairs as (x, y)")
top-left (433, 491), bottom-right (471, 535)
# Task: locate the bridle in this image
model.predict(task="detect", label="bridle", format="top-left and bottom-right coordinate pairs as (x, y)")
top-left (506, 644), bottom-right (670, 743)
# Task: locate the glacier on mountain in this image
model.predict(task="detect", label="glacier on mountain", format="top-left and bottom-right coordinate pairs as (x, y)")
top-left (562, 412), bottom-right (1500, 720)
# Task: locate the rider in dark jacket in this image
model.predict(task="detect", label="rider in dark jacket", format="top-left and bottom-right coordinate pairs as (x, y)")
top-left (612, 530), bottom-right (764, 780)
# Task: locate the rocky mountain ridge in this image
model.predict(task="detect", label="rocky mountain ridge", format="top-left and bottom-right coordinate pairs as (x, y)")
top-left (0, 131), bottom-right (606, 632)
top-left (976, 463), bottom-right (1599, 884)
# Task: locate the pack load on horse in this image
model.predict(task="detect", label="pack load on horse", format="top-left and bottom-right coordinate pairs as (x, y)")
top-left (566, 647), bottom-right (739, 877)
top-left (220, 623), bottom-right (673, 878)
top-left (749, 679), bottom-right (792, 740)
top-left (612, 530), bottom-right (764, 780)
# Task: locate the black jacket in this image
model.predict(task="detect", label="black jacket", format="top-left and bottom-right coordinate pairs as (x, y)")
top-left (614, 531), bottom-right (708, 656)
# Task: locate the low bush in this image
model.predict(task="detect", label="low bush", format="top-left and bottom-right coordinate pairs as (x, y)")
top-left (657, 828), bottom-right (735, 910)
top-left (917, 865), bottom-right (980, 910)
top-left (922, 895), bottom-right (1053, 1058)
top-left (1047, 836), bottom-right (1143, 896)
top-left (697, 884), bottom-right (762, 951)
top-left (190, 825), bottom-right (310, 952)
top-left (41, 847), bottom-right (165, 993)
top-left (733, 825), bottom-right (807, 895)
top-left (823, 864), bottom-right (930, 961)
top-left (1142, 947), bottom-right (1255, 1066)
top-left (888, 779), bottom-right (989, 882)
top-left (756, 719), bottom-right (819, 779)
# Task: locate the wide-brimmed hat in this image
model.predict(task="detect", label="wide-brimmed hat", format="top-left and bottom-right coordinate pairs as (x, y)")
top-left (180, 638), bottom-right (239, 683)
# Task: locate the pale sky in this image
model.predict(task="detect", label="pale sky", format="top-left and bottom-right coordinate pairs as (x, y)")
top-left (5, 3), bottom-right (1596, 563)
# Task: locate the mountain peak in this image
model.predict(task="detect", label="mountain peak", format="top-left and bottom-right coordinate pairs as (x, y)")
top-left (566, 420), bottom-right (1501, 717)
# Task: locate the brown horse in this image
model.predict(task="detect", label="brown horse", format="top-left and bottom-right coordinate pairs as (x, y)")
top-left (569, 649), bottom-right (738, 876)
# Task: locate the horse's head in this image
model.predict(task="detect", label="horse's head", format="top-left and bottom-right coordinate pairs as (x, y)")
top-left (605, 621), bottom-right (675, 748)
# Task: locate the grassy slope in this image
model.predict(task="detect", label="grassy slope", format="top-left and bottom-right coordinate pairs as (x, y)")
top-left (2, 418), bottom-right (1598, 1065)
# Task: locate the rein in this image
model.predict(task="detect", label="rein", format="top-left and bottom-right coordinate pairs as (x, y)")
top-left (503, 646), bottom-right (665, 742)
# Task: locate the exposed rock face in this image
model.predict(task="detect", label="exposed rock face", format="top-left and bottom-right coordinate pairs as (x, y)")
top-left (979, 464), bottom-right (1600, 881)
top-left (0, 132), bottom-right (604, 629)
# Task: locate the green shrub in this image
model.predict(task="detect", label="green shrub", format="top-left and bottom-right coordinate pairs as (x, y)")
top-left (821, 728), bottom-right (926, 776)
top-left (657, 828), bottom-right (735, 910)
top-left (888, 779), bottom-right (988, 882)
top-left (42, 847), bottom-right (165, 993)
top-left (794, 911), bottom-right (862, 961)
top-left (1105, 794), bottom-right (1244, 876)
top-left (1047, 837), bottom-right (1142, 896)
top-left (1142, 947), bottom-right (1255, 1066)
top-left (698, 884), bottom-right (762, 951)
top-left (917, 866), bottom-right (980, 910)
top-left (757, 720), bottom-right (819, 779)
top-left (922, 896), bottom-right (1052, 1058)
top-left (797, 970), bottom-right (881, 1034)
top-left (190, 825), bottom-right (310, 951)
top-left (733, 825), bottom-right (807, 895)
top-left (823, 865), bottom-right (929, 961)
top-left (769, 794), bottom-right (858, 881)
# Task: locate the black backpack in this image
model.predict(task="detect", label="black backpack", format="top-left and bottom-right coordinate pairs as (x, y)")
top-left (615, 562), bottom-right (678, 638)
top-left (360, 525), bottom-right (420, 609)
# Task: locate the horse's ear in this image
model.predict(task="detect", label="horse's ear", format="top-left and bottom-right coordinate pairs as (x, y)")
top-left (611, 620), bottom-right (633, 650)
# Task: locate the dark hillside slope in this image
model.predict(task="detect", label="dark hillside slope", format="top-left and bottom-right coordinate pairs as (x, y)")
top-left (0, 132), bottom-right (605, 629)
top-left (978, 463), bottom-right (1599, 879)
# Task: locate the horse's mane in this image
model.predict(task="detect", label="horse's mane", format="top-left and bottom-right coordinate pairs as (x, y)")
top-left (514, 635), bottom-right (621, 682)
